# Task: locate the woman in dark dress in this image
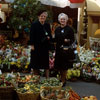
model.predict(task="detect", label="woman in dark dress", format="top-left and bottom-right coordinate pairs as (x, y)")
top-left (29, 10), bottom-right (52, 78)
top-left (54, 13), bottom-right (75, 86)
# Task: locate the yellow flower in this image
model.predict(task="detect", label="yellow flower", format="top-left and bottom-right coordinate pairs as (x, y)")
top-left (17, 64), bottom-right (21, 68)
top-left (10, 62), bottom-right (16, 65)
top-left (25, 65), bottom-right (28, 69)
top-left (26, 62), bottom-right (29, 65)
top-left (17, 60), bottom-right (21, 64)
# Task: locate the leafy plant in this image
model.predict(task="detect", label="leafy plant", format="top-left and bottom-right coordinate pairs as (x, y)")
top-left (8, 0), bottom-right (52, 34)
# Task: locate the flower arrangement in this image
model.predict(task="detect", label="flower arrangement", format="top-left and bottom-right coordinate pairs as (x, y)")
top-left (40, 77), bottom-right (62, 90)
top-left (17, 83), bottom-right (40, 93)
top-left (78, 46), bottom-right (95, 64)
top-left (16, 82), bottom-right (40, 100)
top-left (81, 63), bottom-right (93, 81)
top-left (66, 68), bottom-right (80, 80)
top-left (0, 40), bottom-right (31, 72)
top-left (16, 74), bottom-right (40, 85)
top-left (0, 73), bottom-right (16, 87)
top-left (91, 53), bottom-right (100, 81)
top-left (49, 50), bottom-right (55, 69)
top-left (40, 88), bottom-right (69, 100)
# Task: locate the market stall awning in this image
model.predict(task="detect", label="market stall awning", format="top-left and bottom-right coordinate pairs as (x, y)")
top-left (87, 0), bottom-right (100, 11)
top-left (40, 0), bottom-right (85, 8)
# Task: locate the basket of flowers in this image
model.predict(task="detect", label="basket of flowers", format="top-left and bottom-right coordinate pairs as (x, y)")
top-left (0, 74), bottom-right (15, 100)
top-left (66, 68), bottom-right (80, 81)
top-left (16, 83), bottom-right (40, 100)
top-left (29, 75), bottom-right (40, 83)
top-left (40, 77), bottom-right (62, 90)
top-left (81, 64), bottom-right (93, 82)
top-left (40, 88), bottom-right (69, 100)
top-left (16, 74), bottom-right (40, 88)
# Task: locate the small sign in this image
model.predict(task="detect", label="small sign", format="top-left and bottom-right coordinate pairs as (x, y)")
top-left (89, 37), bottom-right (100, 51)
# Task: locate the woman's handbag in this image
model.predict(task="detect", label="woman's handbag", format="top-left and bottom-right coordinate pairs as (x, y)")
top-left (61, 45), bottom-right (75, 60)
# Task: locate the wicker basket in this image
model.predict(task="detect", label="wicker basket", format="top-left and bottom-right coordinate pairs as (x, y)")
top-left (40, 89), bottom-right (69, 100)
top-left (41, 96), bottom-right (48, 100)
top-left (40, 83), bottom-right (63, 90)
top-left (0, 86), bottom-right (14, 100)
top-left (57, 98), bottom-right (69, 100)
top-left (17, 91), bottom-right (40, 100)
top-left (40, 90), bottom-right (49, 100)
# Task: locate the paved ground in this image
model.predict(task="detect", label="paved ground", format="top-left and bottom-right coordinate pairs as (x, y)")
top-left (65, 80), bottom-right (100, 100)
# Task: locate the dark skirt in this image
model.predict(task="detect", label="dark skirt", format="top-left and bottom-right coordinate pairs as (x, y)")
top-left (30, 48), bottom-right (49, 69)
top-left (54, 48), bottom-right (74, 70)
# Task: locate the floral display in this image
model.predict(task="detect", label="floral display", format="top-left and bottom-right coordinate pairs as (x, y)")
top-left (77, 46), bottom-right (100, 82)
top-left (91, 53), bottom-right (100, 81)
top-left (0, 73), bottom-right (16, 87)
top-left (78, 46), bottom-right (95, 64)
top-left (81, 63), bottom-right (93, 81)
top-left (16, 74), bottom-right (40, 85)
top-left (40, 88), bottom-right (69, 100)
top-left (0, 40), bottom-right (31, 71)
top-left (17, 83), bottom-right (40, 93)
top-left (66, 63), bottom-right (81, 80)
top-left (49, 50), bottom-right (55, 69)
top-left (66, 68), bottom-right (80, 80)
top-left (40, 77), bottom-right (62, 90)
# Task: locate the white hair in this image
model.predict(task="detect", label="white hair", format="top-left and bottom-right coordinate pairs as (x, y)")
top-left (58, 13), bottom-right (68, 21)
top-left (42, 12), bottom-right (48, 17)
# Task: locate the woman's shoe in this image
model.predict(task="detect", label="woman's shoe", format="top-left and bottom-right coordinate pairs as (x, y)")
top-left (62, 81), bottom-right (66, 87)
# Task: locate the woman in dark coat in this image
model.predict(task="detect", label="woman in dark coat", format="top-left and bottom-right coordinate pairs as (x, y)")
top-left (29, 10), bottom-right (52, 78)
top-left (54, 13), bottom-right (75, 86)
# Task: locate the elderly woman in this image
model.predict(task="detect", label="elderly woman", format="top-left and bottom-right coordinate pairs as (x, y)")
top-left (54, 13), bottom-right (75, 86)
top-left (29, 10), bottom-right (52, 78)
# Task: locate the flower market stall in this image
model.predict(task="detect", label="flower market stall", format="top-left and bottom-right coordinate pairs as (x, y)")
top-left (0, 29), bottom-right (99, 100)
top-left (0, 0), bottom-right (100, 99)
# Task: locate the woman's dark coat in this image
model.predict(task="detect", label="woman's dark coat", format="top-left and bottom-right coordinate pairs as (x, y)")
top-left (54, 25), bottom-right (75, 70)
top-left (29, 20), bottom-right (52, 69)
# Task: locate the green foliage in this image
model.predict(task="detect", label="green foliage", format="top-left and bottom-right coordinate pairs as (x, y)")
top-left (8, 0), bottom-right (52, 34)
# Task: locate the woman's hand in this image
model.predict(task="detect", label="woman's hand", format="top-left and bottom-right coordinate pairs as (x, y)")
top-left (64, 39), bottom-right (70, 43)
top-left (31, 45), bottom-right (35, 50)
top-left (63, 47), bottom-right (68, 50)
top-left (47, 36), bottom-right (50, 40)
